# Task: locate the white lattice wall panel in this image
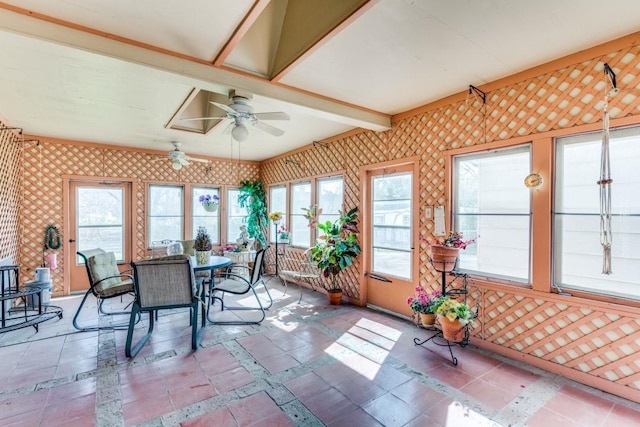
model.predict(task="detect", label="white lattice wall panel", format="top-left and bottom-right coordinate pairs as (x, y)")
top-left (0, 125), bottom-right (22, 265)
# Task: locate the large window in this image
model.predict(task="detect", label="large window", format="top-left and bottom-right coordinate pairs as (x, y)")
top-left (317, 177), bottom-right (344, 228)
top-left (227, 188), bottom-right (247, 244)
top-left (148, 185), bottom-right (184, 245)
top-left (270, 186), bottom-right (287, 242)
top-left (453, 145), bottom-right (531, 282)
top-left (555, 127), bottom-right (640, 300)
top-left (192, 186), bottom-right (220, 244)
top-left (290, 182), bottom-right (312, 247)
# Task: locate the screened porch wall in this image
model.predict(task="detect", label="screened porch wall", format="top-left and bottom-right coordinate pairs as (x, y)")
top-left (261, 33), bottom-right (640, 402)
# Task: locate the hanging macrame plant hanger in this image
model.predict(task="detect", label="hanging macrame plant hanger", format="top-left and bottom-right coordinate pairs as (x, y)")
top-left (598, 63), bottom-right (618, 275)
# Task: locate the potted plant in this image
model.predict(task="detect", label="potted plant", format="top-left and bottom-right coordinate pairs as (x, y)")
top-left (435, 296), bottom-right (474, 342)
top-left (194, 226), bottom-right (212, 265)
top-left (238, 181), bottom-right (269, 248)
top-left (407, 286), bottom-right (444, 326)
top-left (308, 206), bottom-right (361, 304)
top-left (428, 231), bottom-right (475, 271)
top-left (199, 194), bottom-right (220, 212)
top-left (278, 225), bottom-right (290, 244)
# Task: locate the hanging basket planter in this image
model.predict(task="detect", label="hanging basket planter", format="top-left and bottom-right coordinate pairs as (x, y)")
top-left (202, 202), bottom-right (219, 213)
top-left (429, 245), bottom-right (459, 271)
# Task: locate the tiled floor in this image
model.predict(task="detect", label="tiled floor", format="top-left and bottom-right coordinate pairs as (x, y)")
top-left (0, 279), bottom-right (638, 426)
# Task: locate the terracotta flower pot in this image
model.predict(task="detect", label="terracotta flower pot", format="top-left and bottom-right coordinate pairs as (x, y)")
top-left (327, 290), bottom-right (343, 305)
top-left (419, 313), bottom-right (436, 326)
top-left (438, 315), bottom-right (466, 342)
top-left (429, 245), bottom-right (459, 271)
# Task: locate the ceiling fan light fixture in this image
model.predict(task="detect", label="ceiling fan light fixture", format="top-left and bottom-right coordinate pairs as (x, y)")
top-left (172, 160), bottom-right (182, 170)
top-left (231, 123), bottom-right (249, 142)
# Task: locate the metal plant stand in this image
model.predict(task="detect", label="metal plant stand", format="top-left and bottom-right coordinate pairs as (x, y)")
top-left (413, 257), bottom-right (470, 366)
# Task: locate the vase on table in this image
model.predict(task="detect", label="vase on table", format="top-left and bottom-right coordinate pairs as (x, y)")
top-left (195, 250), bottom-right (211, 266)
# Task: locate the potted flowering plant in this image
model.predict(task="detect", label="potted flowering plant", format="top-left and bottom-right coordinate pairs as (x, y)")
top-left (429, 231), bottom-right (475, 271)
top-left (199, 194), bottom-right (220, 212)
top-left (407, 286), bottom-right (443, 325)
top-left (435, 296), bottom-right (474, 342)
top-left (278, 225), bottom-right (290, 243)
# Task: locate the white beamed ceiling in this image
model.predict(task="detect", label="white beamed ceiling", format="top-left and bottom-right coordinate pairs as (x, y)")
top-left (0, 0), bottom-right (639, 160)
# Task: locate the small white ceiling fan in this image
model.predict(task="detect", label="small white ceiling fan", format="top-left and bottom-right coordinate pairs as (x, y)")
top-left (182, 90), bottom-right (290, 141)
top-left (160, 141), bottom-right (210, 170)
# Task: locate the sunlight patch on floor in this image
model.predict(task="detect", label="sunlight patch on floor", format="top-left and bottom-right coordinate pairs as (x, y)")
top-left (446, 401), bottom-right (505, 427)
top-left (324, 316), bottom-right (402, 380)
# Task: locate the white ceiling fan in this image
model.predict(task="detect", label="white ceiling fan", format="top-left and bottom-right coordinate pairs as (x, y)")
top-left (160, 141), bottom-right (210, 170)
top-left (182, 90), bottom-right (290, 141)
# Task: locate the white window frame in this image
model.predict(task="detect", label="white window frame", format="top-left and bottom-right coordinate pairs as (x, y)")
top-left (452, 144), bottom-right (532, 283)
top-left (147, 184), bottom-right (184, 247)
top-left (554, 126), bottom-right (640, 300)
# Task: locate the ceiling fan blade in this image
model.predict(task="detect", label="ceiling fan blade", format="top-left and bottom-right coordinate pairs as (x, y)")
top-left (178, 157), bottom-right (190, 166)
top-left (179, 116), bottom-right (227, 121)
top-left (185, 156), bottom-right (210, 163)
top-left (254, 120), bottom-right (285, 137)
top-left (253, 111), bottom-right (289, 121)
top-left (210, 101), bottom-right (238, 116)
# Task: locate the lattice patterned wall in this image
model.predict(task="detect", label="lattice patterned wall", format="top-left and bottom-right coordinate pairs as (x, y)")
top-left (19, 141), bottom-right (259, 294)
top-left (261, 41), bottom-right (640, 401)
top-left (0, 123), bottom-right (22, 264)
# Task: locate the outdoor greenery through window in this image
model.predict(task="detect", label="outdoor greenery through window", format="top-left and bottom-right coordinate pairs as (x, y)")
top-left (371, 171), bottom-right (412, 280)
top-left (555, 126), bottom-right (640, 300)
top-left (148, 184), bottom-right (184, 246)
top-left (452, 145), bottom-right (531, 282)
top-left (192, 186), bottom-right (220, 244)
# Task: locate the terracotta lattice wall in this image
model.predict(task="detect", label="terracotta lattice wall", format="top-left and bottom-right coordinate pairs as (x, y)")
top-left (261, 39), bottom-right (640, 401)
top-left (0, 122), bottom-right (22, 264)
top-left (18, 140), bottom-right (259, 295)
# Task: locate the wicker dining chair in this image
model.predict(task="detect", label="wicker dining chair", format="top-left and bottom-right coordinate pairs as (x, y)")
top-left (125, 255), bottom-right (205, 357)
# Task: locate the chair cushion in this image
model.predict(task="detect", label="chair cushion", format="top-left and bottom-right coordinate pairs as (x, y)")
top-left (215, 278), bottom-right (250, 294)
top-left (88, 252), bottom-right (132, 293)
top-left (181, 240), bottom-right (195, 256)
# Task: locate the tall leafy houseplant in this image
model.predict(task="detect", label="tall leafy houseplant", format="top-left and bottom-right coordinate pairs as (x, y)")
top-left (309, 207), bottom-right (361, 298)
top-left (237, 181), bottom-right (269, 248)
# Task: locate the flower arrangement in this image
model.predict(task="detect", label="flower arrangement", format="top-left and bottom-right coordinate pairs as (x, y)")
top-left (430, 231), bottom-right (475, 249)
top-left (194, 226), bottom-right (212, 251)
top-left (199, 194), bottom-right (220, 212)
top-left (406, 286), bottom-right (443, 314)
top-left (268, 212), bottom-right (283, 222)
top-left (278, 225), bottom-right (290, 241)
top-left (435, 297), bottom-right (474, 325)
